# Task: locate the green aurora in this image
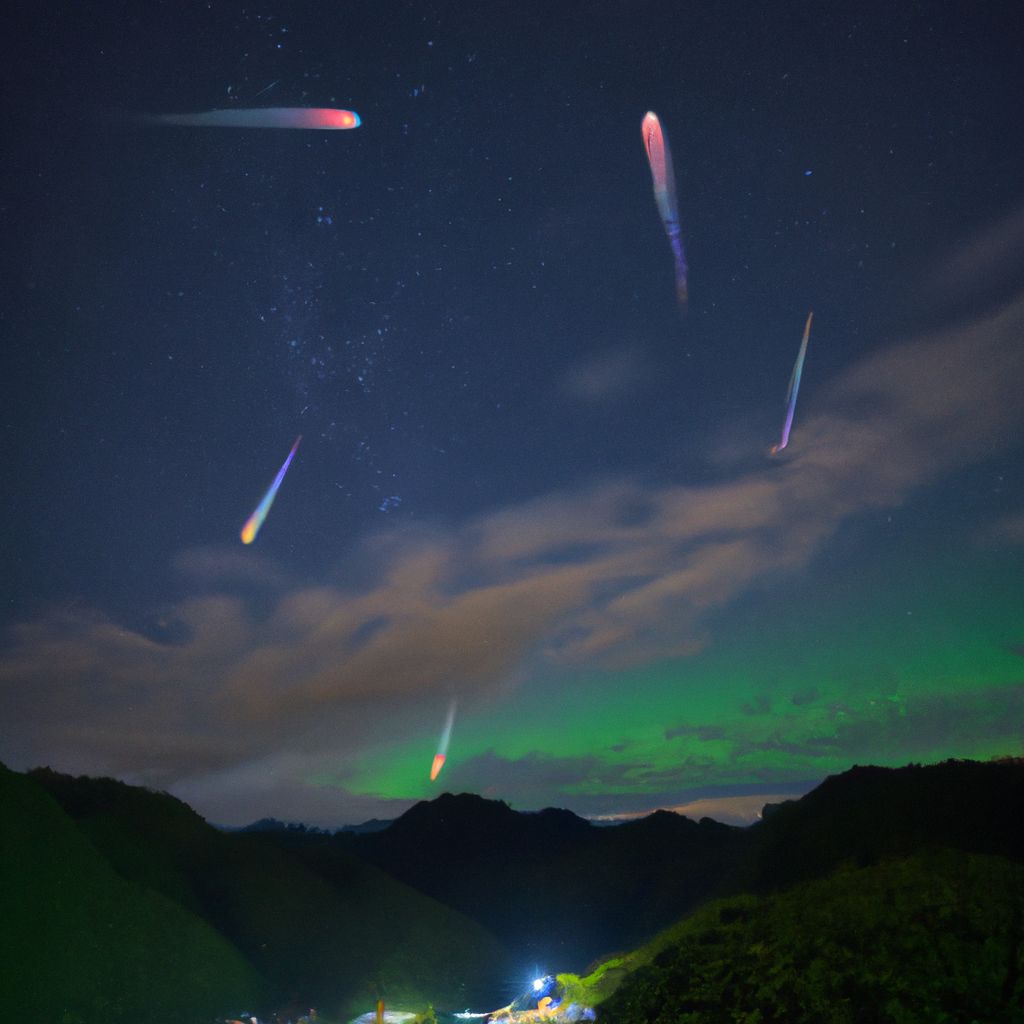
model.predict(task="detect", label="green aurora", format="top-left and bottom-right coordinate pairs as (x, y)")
top-left (342, 538), bottom-right (1023, 814)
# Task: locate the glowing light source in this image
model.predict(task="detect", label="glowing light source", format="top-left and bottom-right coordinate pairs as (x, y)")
top-left (429, 699), bottom-right (457, 780)
top-left (642, 111), bottom-right (688, 308)
top-left (770, 311), bottom-right (814, 455)
top-left (240, 435), bottom-right (301, 544)
top-left (141, 107), bottom-right (362, 130)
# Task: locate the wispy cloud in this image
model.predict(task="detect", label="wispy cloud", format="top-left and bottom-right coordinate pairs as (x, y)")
top-left (3, 249), bottom-right (1023, 820)
top-left (591, 792), bottom-right (811, 827)
top-left (984, 512), bottom-right (1024, 546)
top-left (172, 545), bottom-right (292, 590)
top-left (920, 201), bottom-right (1024, 312)
top-left (561, 345), bottom-right (647, 402)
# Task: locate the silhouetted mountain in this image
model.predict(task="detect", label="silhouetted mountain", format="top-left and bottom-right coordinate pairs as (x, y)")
top-left (337, 816), bottom-right (394, 834)
top-left (350, 792), bottom-right (748, 971)
top-left (594, 848), bottom-right (1024, 1024)
top-left (232, 816), bottom-right (335, 835)
top-left (24, 768), bottom-right (514, 1018)
top-left (738, 758), bottom-right (1024, 893)
top-left (235, 816), bottom-right (291, 832)
top-left (231, 815), bottom-right (395, 834)
top-left (0, 763), bottom-right (262, 1023)
top-left (345, 761), bottom-right (1024, 970)
top-left (8, 756), bottom-right (1024, 1020)
top-left (564, 760), bottom-right (1024, 1021)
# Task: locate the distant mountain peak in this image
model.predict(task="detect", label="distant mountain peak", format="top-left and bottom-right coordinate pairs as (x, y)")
top-left (238, 816), bottom-right (288, 832)
top-left (386, 790), bottom-right (518, 836)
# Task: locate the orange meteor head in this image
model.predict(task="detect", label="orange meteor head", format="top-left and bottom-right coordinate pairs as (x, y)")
top-left (430, 753), bottom-right (446, 781)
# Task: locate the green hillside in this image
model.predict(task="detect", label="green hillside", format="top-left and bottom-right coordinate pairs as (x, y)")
top-left (27, 767), bottom-right (514, 1019)
top-left (568, 848), bottom-right (1024, 1024)
top-left (236, 828), bottom-right (517, 1016)
top-left (0, 763), bottom-right (263, 1024)
top-left (8, 758), bottom-right (1023, 1022)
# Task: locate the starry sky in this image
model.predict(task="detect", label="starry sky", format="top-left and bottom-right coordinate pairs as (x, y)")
top-left (2, 1), bottom-right (1023, 827)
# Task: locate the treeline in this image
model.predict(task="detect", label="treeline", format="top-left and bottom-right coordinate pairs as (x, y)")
top-left (3, 757), bottom-right (1023, 1022)
top-left (566, 758), bottom-right (1024, 1023)
top-left (592, 849), bottom-right (1024, 1023)
top-left (0, 763), bottom-right (261, 1023)
top-left (1, 763), bottom-right (512, 1023)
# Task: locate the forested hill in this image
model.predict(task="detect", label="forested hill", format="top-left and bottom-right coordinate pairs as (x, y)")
top-left (737, 758), bottom-right (1024, 892)
top-left (4, 756), bottom-right (1023, 1022)
top-left (342, 791), bottom-right (744, 968)
top-left (9, 764), bottom-right (514, 1022)
top-left (0, 762), bottom-right (263, 1023)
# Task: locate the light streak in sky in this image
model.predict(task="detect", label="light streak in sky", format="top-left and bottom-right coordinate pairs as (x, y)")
top-left (430, 699), bottom-right (458, 781)
top-left (141, 107), bottom-right (361, 129)
top-left (770, 312), bottom-right (814, 454)
top-left (642, 111), bottom-right (688, 308)
top-left (240, 436), bottom-right (302, 545)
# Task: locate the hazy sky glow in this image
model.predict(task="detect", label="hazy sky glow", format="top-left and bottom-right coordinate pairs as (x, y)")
top-left (2, 3), bottom-right (1022, 826)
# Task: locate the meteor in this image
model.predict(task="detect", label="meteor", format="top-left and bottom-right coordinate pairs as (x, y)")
top-left (135, 107), bottom-right (361, 130)
top-left (430, 700), bottom-right (458, 781)
top-left (642, 111), bottom-right (688, 309)
top-left (240, 436), bottom-right (302, 544)
top-left (770, 312), bottom-right (814, 455)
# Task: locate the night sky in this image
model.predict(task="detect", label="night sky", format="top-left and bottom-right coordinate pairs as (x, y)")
top-left (3, 1), bottom-right (1023, 827)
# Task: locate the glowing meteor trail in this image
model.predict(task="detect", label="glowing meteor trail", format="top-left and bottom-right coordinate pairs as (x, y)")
top-left (140, 107), bottom-right (361, 130)
top-left (240, 436), bottom-right (302, 545)
top-left (770, 312), bottom-right (814, 454)
top-left (430, 700), bottom-right (458, 781)
top-left (642, 111), bottom-right (688, 308)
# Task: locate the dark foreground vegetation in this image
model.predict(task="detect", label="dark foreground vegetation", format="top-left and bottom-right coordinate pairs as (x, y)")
top-left (0, 763), bottom-right (511, 1022)
top-left (592, 849), bottom-right (1024, 1023)
top-left (1, 757), bottom-right (1022, 1022)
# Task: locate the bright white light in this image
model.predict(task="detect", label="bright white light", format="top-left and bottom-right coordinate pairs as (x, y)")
top-left (532, 979), bottom-right (544, 992)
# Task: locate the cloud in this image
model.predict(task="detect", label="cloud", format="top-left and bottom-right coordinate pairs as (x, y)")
top-left (920, 202), bottom-right (1024, 312)
top-left (439, 746), bottom-right (825, 822)
top-left (173, 750), bottom-right (417, 829)
top-left (661, 794), bottom-right (807, 826)
top-left (441, 747), bottom-right (727, 815)
top-left (665, 724), bottom-right (726, 741)
top-left (592, 792), bottom-right (812, 827)
top-left (720, 683), bottom-right (1024, 769)
top-left (561, 345), bottom-right (646, 402)
top-left (2, 275), bottom-right (1023, 820)
top-left (790, 688), bottom-right (819, 706)
top-left (984, 512), bottom-right (1024, 546)
top-left (742, 696), bottom-right (772, 716)
top-left (173, 544), bottom-right (291, 589)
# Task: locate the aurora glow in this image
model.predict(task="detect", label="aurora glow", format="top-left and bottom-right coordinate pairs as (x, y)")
top-left (2, 3), bottom-right (1022, 830)
top-left (340, 546), bottom-right (1024, 819)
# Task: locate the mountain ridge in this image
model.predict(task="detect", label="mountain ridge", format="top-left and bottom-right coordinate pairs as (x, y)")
top-left (5, 755), bottom-right (1023, 1021)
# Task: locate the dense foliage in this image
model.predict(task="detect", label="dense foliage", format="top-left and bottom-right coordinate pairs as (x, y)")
top-left (740, 760), bottom-right (1024, 894)
top-left (353, 793), bottom-right (746, 970)
top-left (10, 766), bottom-right (512, 1020)
top-left (597, 849), bottom-right (1024, 1024)
top-left (5, 759), bottom-right (1024, 1021)
top-left (0, 764), bottom-right (264, 1023)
